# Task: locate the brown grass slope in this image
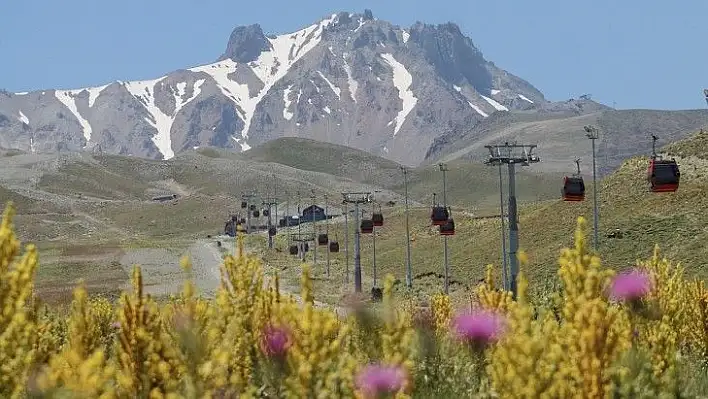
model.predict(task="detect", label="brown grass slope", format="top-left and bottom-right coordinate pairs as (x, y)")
top-left (261, 130), bottom-right (708, 305)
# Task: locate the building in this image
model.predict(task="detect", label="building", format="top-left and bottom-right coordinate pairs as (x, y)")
top-left (301, 205), bottom-right (327, 222)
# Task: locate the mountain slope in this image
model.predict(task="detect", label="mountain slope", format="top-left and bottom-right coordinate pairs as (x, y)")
top-left (425, 102), bottom-right (708, 175)
top-left (270, 130), bottom-right (708, 303)
top-left (0, 10), bottom-right (545, 165)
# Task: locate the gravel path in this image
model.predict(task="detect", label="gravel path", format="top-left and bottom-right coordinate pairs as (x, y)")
top-left (119, 239), bottom-right (222, 298)
top-left (119, 237), bottom-right (348, 317)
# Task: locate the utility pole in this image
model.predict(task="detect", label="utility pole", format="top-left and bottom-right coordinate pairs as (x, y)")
top-left (371, 190), bottom-right (381, 288)
top-left (343, 201), bottom-right (350, 284)
top-left (297, 191), bottom-right (303, 259)
top-left (273, 173), bottom-right (278, 226)
top-left (438, 163), bottom-right (450, 294)
top-left (324, 194), bottom-right (330, 278)
top-left (311, 189), bottom-right (317, 266)
top-left (584, 125), bottom-right (600, 252)
top-left (484, 143), bottom-right (540, 299)
top-left (262, 198), bottom-right (278, 249)
top-left (497, 160), bottom-right (509, 291)
top-left (241, 193), bottom-right (257, 233)
top-left (342, 192), bottom-right (371, 293)
top-left (291, 233), bottom-right (313, 262)
top-left (401, 166), bottom-right (413, 288)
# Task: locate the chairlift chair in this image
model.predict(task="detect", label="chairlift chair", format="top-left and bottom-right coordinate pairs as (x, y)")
top-left (647, 135), bottom-right (680, 193)
top-left (268, 227), bottom-right (277, 237)
top-left (288, 244), bottom-right (298, 255)
top-left (329, 241), bottom-right (340, 253)
top-left (360, 219), bottom-right (374, 234)
top-left (253, 210), bottom-right (260, 218)
top-left (249, 204), bottom-right (257, 211)
top-left (241, 201), bottom-right (247, 209)
top-left (262, 209), bottom-right (270, 217)
top-left (562, 159), bottom-right (586, 201)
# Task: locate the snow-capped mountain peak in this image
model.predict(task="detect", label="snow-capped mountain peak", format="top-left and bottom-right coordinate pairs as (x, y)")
top-left (0, 9), bottom-right (546, 165)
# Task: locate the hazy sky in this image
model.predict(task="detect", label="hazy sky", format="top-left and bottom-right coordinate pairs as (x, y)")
top-left (2, 0), bottom-right (707, 110)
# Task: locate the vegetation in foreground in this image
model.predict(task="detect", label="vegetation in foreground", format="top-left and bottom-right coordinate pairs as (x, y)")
top-left (3, 199), bottom-right (708, 398)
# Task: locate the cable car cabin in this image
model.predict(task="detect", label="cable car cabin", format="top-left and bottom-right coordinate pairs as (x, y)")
top-left (648, 159), bottom-right (680, 192)
top-left (318, 233), bottom-right (329, 245)
top-left (253, 210), bottom-right (260, 218)
top-left (329, 241), bottom-right (340, 253)
top-left (430, 206), bottom-right (449, 226)
top-left (241, 201), bottom-right (247, 209)
top-left (360, 219), bottom-right (374, 234)
top-left (289, 245), bottom-right (298, 255)
top-left (268, 227), bottom-right (277, 237)
top-left (372, 212), bottom-right (384, 227)
top-left (439, 218), bottom-right (455, 236)
top-left (562, 176), bottom-right (585, 201)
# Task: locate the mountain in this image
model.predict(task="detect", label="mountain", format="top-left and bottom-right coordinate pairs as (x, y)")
top-left (0, 10), bottom-right (546, 166)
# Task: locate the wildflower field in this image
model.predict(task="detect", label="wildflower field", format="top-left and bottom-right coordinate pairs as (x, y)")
top-left (2, 201), bottom-right (708, 398)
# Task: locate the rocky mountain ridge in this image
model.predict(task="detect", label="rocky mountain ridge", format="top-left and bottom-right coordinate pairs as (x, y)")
top-left (0, 10), bottom-right (548, 165)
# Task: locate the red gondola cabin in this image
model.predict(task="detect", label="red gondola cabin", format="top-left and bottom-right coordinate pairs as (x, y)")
top-left (360, 219), bottom-right (374, 234)
top-left (440, 218), bottom-right (455, 236)
top-left (562, 176), bottom-right (585, 201)
top-left (430, 206), bottom-right (449, 226)
top-left (647, 159), bottom-right (680, 193)
top-left (372, 212), bottom-right (384, 227)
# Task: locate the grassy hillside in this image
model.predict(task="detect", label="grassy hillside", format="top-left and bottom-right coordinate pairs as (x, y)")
top-left (242, 138), bottom-right (561, 208)
top-left (386, 159), bottom-right (563, 210)
top-left (260, 130), bottom-right (708, 306)
top-left (242, 137), bottom-right (404, 187)
top-left (426, 108), bottom-right (708, 176)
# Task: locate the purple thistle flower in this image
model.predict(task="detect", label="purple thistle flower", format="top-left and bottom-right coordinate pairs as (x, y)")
top-left (452, 310), bottom-right (505, 346)
top-left (260, 324), bottom-right (291, 358)
top-left (610, 269), bottom-right (652, 301)
top-left (356, 364), bottom-right (407, 398)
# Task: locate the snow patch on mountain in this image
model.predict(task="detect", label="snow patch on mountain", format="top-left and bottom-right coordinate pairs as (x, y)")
top-left (283, 85), bottom-right (294, 120)
top-left (316, 71), bottom-right (341, 99)
top-left (18, 111), bottom-right (29, 125)
top-left (123, 78), bottom-right (204, 159)
top-left (453, 85), bottom-right (462, 92)
top-left (481, 95), bottom-right (508, 111)
top-left (380, 53), bottom-right (417, 136)
top-left (490, 89), bottom-right (500, 95)
top-left (518, 94), bottom-right (534, 103)
top-left (54, 90), bottom-right (93, 144)
top-left (467, 101), bottom-right (488, 117)
top-left (342, 55), bottom-right (358, 103)
top-left (85, 84), bottom-right (108, 107)
top-left (401, 29), bottom-right (410, 44)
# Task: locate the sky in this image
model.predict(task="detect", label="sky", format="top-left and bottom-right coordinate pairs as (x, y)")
top-left (2, 0), bottom-right (707, 110)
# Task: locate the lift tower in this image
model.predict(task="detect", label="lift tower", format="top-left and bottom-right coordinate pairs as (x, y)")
top-left (484, 143), bottom-right (540, 299)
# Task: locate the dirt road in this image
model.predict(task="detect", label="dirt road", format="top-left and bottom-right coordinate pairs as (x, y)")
top-left (120, 237), bottom-right (348, 316)
top-left (119, 239), bottom-right (222, 298)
